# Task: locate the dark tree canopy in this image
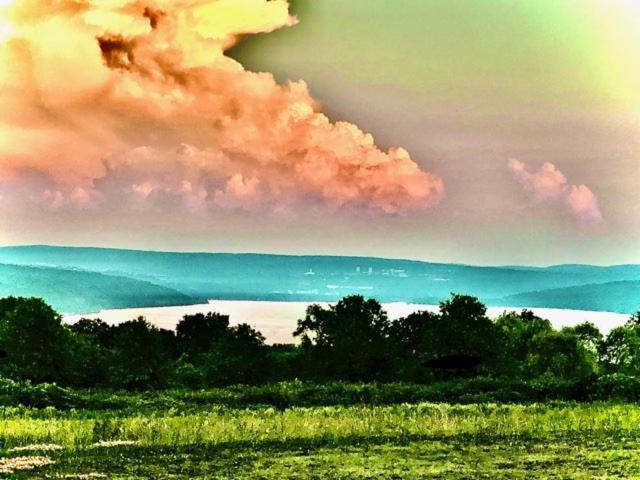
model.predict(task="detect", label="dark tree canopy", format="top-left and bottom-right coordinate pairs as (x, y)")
top-left (0, 297), bottom-right (70, 382)
top-left (389, 310), bottom-right (440, 356)
top-left (0, 294), bottom-right (637, 391)
top-left (176, 312), bottom-right (230, 356)
top-left (202, 323), bottom-right (268, 386)
top-left (598, 325), bottom-right (640, 374)
top-left (295, 295), bottom-right (392, 380)
top-left (564, 322), bottom-right (603, 353)
top-left (70, 318), bottom-right (113, 347)
top-left (109, 317), bottom-right (175, 389)
top-left (434, 294), bottom-right (499, 363)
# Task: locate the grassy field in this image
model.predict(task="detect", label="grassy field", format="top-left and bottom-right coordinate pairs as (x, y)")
top-left (1, 398), bottom-right (640, 478)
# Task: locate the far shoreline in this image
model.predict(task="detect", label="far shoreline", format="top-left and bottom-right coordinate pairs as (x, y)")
top-left (64, 299), bottom-right (631, 345)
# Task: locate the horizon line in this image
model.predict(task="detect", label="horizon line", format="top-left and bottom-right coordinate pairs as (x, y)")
top-left (1, 243), bottom-right (638, 270)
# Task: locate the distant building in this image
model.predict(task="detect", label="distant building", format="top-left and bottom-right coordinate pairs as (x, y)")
top-left (381, 268), bottom-right (407, 277)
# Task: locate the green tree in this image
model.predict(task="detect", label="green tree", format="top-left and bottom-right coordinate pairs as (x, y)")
top-left (388, 310), bottom-right (440, 381)
top-left (294, 295), bottom-right (391, 380)
top-left (494, 310), bottom-right (553, 377)
top-left (202, 323), bottom-right (269, 386)
top-left (0, 297), bottom-right (71, 382)
top-left (265, 344), bottom-right (301, 382)
top-left (435, 294), bottom-right (499, 363)
top-left (598, 325), bottom-right (640, 374)
top-left (176, 312), bottom-right (230, 357)
top-left (108, 317), bottom-right (174, 389)
top-left (389, 310), bottom-right (440, 357)
top-left (563, 322), bottom-right (603, 355)
top-left (627, 310), bottom-right (640, 327)
top-left (69, 318), bottom-right (113, 347)
top-left (528, 330), bottom-right (596, 381)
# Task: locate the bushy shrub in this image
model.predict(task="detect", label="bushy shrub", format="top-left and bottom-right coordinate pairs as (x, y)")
top-left (169, 357), bottom-right (206, 389)
top-left (589, 374), bottom-right (640, 401)
top-left (0, 378), bottom-right (78, 408)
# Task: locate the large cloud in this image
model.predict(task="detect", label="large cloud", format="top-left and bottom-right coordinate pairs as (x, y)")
top-left (508, 159), bottom-right (603, 226)
top-left (0, 0), bottom-right (443, 217)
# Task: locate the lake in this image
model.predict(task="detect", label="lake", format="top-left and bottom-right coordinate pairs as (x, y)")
top-left (63, 300), bottom-right (631, 344)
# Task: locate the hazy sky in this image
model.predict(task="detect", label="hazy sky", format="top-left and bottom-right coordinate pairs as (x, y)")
top-left (0, 0), bottom-right (638, 265)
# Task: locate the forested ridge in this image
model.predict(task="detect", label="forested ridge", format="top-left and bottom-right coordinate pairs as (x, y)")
top-left (1, 246), bottom-right (639, 313)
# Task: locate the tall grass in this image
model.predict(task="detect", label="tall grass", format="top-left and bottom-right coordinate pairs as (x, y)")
top-left (1, 403), bottom-right (639, 450)
top-left (5, 376), bottom-right (640, 412)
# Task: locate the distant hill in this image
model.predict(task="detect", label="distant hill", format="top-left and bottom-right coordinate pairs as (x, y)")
top-left (0, 263), bottom-right (198, 313)
top-left (0, 245), bottom-right (638, 313)
top-left (495, 280), bottom-right (640, 314)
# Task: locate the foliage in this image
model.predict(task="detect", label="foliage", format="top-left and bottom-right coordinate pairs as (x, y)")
top-left (176, 312), bottom-right (230, 356)
top-left (0, 297), bottom-right (71, 383)
top-left (436, 294), bottom-right (497, 359)
top-left (107, 317), bottom-right (176, 390)
top-left (294, 296), bottom-right (391, 380)
top-left (200, 323), bottom-right (269, 386)
top-left (3, 377), bottom-right (640, 413)
top-left (0, 379), bottom-right (77, 409)
top-left (0, 294), bottom-right (639, 392)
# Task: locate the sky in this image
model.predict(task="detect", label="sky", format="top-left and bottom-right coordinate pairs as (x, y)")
top-left (0, 0), bottom-right (638, 265)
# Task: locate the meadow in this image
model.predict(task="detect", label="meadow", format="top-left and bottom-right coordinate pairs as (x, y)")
top-left (2, 295), bottom-right (640, 477)
top-left (1, 388), bottom-right (640, 478)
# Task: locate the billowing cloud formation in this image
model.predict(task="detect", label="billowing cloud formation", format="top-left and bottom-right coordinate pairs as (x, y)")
top-left (508, 159), bottom-right (603, 226)
top-left (0, 0), bottom-right (443, 217)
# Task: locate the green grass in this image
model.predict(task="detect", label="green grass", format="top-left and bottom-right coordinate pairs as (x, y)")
top-left (7, 376), bottom-right (631, 412)
top-left (1, 400), bottom-right (640, 478)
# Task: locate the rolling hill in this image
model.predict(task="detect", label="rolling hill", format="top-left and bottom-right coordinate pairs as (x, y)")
top-left (0, 245), bottom-right (637, 313)
top-left (0, 263), bottom-right (198, 313)
top-left (496, 280), bottom-right (640, 313)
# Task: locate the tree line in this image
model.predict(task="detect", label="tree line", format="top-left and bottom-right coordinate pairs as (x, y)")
top-left (0, 294), bottom-right (639, 390)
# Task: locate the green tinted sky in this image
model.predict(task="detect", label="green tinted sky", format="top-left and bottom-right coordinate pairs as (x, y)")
top-left (228, 0), bottom-right (640, 265)
top-left (233, 0), bottom-right (639, 108)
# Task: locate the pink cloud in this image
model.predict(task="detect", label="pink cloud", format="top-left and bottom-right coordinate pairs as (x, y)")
top-left (214, 174), bottom-right (262, 211)
top-left (508, 159), bottom-right (603, 227)
top-left (0, 0), bottom-right (444, 218)
top-left (565, 184), bottom-right (603, 225)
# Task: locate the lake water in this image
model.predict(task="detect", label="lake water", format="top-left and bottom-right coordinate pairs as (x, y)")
top-left (63, 300), bottom-right (631, 344)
